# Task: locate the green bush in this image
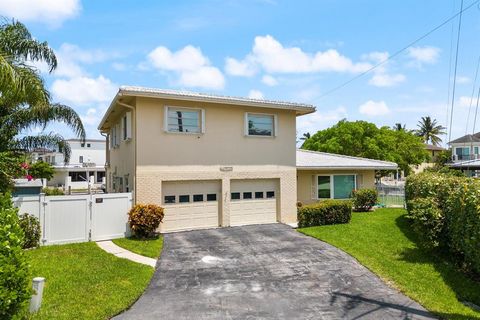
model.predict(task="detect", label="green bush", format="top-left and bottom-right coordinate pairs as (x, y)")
top-left (298, 200), bottom-right (352, 228)
top-left (406, 197), bottom-right (444, 248)
top-left (128, 204), bottom-right (165, 238)
top-left (405, 172), bottom-right (480, 274)
top-left (352, 188), bottom-right (377, 212)
top-left (0, 193), bottom-right (31, 318)
top-left (42, 187), bottom-right (64, 196)
top-left (18, 213), bottom-right (41, 249)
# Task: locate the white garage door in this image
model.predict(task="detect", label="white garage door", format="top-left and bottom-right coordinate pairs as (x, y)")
top-left (230, 179), bottom-right (278, 227)
top-left (161, 180), bottom-right (220, 232)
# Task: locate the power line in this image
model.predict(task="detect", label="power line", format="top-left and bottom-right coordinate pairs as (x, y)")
top-left (448, 0), bottom-right (465, 143)
top-left (465, 54), bottom-right (480, 134)
top-left (444, 0), bottom-right (457, 144)
top-left (317, 0), bottom-right (479, 100)
top-left (472, 86), bottom-right (480, 133)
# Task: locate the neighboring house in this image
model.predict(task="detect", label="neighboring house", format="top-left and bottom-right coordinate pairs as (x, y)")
top-left (31, 139), bottom-right (106, 189)
top-left (98, 86), bottom-right (398, 232)
top-left (296, 150), bottom-right (397, 205)
top-left (447, 132), bottom-right (480, 176)
top-left (411, 144), bottom-right (446, 174)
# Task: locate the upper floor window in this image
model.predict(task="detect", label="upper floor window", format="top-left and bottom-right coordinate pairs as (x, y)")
top-left (246, 113), bottom-right (276, 137)
top-left (79, 156), bottom-right (84, 163)
top-left (165, 107), bottom-right (203, 134)
top-left (87, 143), bottom-right (91, 148)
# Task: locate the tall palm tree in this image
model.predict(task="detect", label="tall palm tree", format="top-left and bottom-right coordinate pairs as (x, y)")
top-left (393, 123), bottom-right (406, 131)
top-left (416, 116), bottom-right (446, 146)
top-left (0, 20), bottom-right (85, 162)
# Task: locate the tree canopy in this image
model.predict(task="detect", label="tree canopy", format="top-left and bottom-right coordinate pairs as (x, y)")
top-left (301, 120), bottom-right (428, 174)
top-left (416, 116), bottom-right (446, 146)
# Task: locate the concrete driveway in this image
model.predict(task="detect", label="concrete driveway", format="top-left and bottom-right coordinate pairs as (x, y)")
top-left (115, 224), bottom-right (434, 320)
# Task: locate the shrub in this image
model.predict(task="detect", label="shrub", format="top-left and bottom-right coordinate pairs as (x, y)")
top-left (42, 187), bottom-right (64, 196)
top-left (405, 172), bottom-right (480, 274)
top-left (298, 199), bottom-right (352, 228)
top-left (406, 197), bottom-right (444, 248)
top-left (352, 188), bottom-right (377, 212)
top-left (18, 213), bottom-right (41, 249)
top-left (0, 193), bottom-right (31, 318)
top-left (128, 204), bottom-right (164, 238)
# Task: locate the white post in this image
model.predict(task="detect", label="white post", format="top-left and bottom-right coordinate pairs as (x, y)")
top-left (29, 277), bottom-right (45, 313)
top-left (64, 176), bottom-right (71, 191)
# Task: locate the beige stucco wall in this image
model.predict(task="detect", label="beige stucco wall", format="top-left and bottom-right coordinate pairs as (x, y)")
top-left (297, 169), bottom-right (376, 205)
top-left (135, 97), bottom-right (297, 166)
top-left (106, 103), bottom-right (136, 196)
top-left (136, 165), bottom-right (297, 226)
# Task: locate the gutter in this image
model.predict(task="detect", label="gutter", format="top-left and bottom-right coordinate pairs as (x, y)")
top-left (296, 166), bottom-right (398, 170)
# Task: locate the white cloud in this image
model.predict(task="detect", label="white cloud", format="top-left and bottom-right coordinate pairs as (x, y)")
top-left (0, 0), bottom-right (81, 27)
top-left (359, 100), bottom-right (390, 116)
top-left (111, 62), bottom-right (127, 71)
top-left (225, 57), bottom-right (257, 76)
top-left (408, 46), bottom-right (440, 65)
top-left (261, 75), bottom-right (278, 86)
top-left (456, 76), bottom-right (470, 84)
top-left (227, 35), bottom-right (371, 76)
top-left (51, 75), bottom-right (117, 106)
top-left (248, 90), bottom-right (264, 99)
top-left (297, 106), bottom-right (347, 135)
top-left (369, 73), bottom-right (406, 87)
top-left (81, 108), bottom-right (99, 126)
top-left (148, 45), bottom-right (225, 89)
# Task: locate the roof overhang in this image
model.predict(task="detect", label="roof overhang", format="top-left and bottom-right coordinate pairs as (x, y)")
top-left (296, 166), bottom-right (398, 170)
top-left (98, 86), bottom-right (316, 131)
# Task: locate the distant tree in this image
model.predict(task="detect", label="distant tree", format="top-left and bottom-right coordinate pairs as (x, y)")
top-left (393, 123), bottom-right (407, 131)
top-left (301, 120), bottom-right (428, 175)
top-left (29, 161), bottom-right (54, 181)
top-left (416, 116), bottom-right (446, 146)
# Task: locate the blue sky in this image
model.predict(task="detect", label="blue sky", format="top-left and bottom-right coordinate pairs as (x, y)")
top-left (2, 0), bottom-right (480, 145)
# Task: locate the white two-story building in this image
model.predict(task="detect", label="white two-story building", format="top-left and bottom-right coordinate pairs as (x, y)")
top-left (32, 139), bottom-right (106, 189)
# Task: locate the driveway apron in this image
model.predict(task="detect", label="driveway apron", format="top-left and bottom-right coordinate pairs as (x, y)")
top-left (114, 223), bottom-right (434, 320)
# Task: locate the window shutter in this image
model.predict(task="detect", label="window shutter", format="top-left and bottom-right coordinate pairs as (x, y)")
top-left (126, 111), bottom-right (132, 139)
top-left (163, 106), bottom-right (169, 132)
top-left (244, 113), bottom-right (249, 136)
top-left (274, 114), bottom-right (278, 137)
top-left (311, 175), bottom-right (317, 200)
top-left (356, 174), bottom-right (363, 189)
top-left (109, 130), bottom-right (113, 148)
top-left (201, 109), bottom-right (205, 133)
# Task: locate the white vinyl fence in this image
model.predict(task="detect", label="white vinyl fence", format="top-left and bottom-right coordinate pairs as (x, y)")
top-left (13, 193), bottom-right (132, 245)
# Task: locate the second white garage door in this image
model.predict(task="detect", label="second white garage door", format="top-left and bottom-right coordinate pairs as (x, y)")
top-left (230, 179), bottom-right (278, 227)
top-left (161, 180), bottom-right (220, 232)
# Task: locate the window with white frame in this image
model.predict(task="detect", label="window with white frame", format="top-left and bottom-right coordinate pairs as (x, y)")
top-left (165, 106), bottom-right (203, 133)
top-left (122, 111), bottom-right (132, 140)
top-left (246, 113), bottom-right (275, 136)
top-left (317, 174), bottom-right (356, 199)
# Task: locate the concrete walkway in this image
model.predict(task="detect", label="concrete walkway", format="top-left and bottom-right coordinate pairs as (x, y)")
top-left (96, 240), bottom-right (157, 267)
top-left (115, 224), bottom-right (434, 320)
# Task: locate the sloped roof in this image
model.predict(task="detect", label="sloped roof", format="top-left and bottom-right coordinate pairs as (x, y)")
top-left (296, 149), bottom-right (398, 170)
top-left (424, 143), bottom-right (445, 151)
top-left (448, 132), bottom-right (480, 144)
top-left (13, 179), bottom-right (43, 188)
top-left (99, 86), bottom-right (316, 130)
top-left (449, 159), bottom-right (480, 168)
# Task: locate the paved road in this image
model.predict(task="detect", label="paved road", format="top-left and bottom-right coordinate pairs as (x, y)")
top-left (115, 224), bottom-right (434, 320)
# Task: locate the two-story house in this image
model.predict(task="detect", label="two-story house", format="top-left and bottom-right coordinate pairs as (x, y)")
top-left (448, 132), bottom-right (480, 176)
top-left (32, 139), bottom-right (106, 189)
top-left (98, 86), bottom-right (397, 232)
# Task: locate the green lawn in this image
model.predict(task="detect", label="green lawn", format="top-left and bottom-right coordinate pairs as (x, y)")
top-left (26, 242), bottom-right (154, 320)
top-left (299, 208), bottom-right (480, 320)
top-left (112, 235), bottom-right (163, 258)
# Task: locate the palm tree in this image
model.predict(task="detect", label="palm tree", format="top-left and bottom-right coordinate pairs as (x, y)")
top-left (393, 123), bottom-right (406, 131)
top-left (416, 116), bottom-right (446, 146)
top-left (300, 132), bottom-right (311, 141)
top-left (0, 20), bottom-right (85, 162)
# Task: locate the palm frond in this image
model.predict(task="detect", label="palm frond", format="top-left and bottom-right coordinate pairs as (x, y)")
top-left (14, 133), bottom-right (71, 163)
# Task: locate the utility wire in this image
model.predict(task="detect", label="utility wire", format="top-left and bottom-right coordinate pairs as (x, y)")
top-left (473, 87), bottom-right (480, 133)
top-left (448, 0), bottom-right (464, 143)
top-left (317, 0), bottom-right (479, 100)
top-left (445, 0), bottom-right (457, 144)
top-left (465, 55), bottom-right (480, 134)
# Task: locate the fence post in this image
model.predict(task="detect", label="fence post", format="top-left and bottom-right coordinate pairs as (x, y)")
top-left (39, 193), bottom-right (47, 245)
top-left (29, 277), bottom-right (45, 313)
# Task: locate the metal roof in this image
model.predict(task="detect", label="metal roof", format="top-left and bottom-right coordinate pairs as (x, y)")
top-left (99, 86), bottom-right (316, 130)
top-left (296, 149), bottom-right (398, 170)
top-left (449, 159), bottom-right (480, 168)
top-left (448, 132), bottom-right (480, 144)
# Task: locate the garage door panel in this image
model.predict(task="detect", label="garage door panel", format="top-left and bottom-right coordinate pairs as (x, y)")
top-left (161, 180), bottom-right (220, 232)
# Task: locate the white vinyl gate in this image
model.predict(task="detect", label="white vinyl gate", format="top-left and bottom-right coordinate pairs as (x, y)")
top-left (13, 193), bottom-right (132, 245)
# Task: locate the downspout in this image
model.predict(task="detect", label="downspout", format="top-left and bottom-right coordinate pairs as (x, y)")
top-left (100, 132), bottom-right (109, 192)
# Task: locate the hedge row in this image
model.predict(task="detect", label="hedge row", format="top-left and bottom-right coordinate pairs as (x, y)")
top-left (298, 199), bottom-right (352, 228)
top-left (405, 172), bottom-right (480, 274)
